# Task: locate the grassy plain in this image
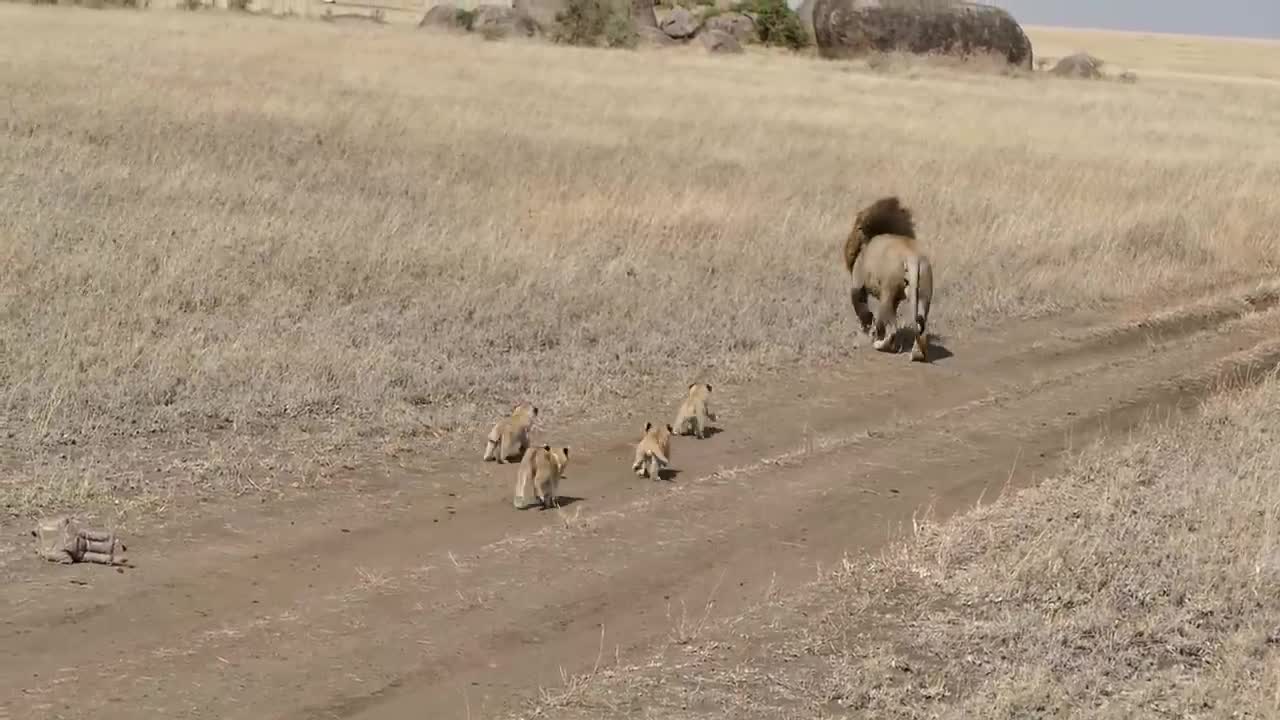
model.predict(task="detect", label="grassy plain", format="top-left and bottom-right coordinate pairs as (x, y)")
top-left (1027, 24), bottom-right (1280, 83)
top-left (2, 6), bottom-right (1279, 518)
top-left (2, 6), bottom-right (1279, 716)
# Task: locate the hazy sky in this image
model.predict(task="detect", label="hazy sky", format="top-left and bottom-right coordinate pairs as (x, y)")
top-left (995, 0), bottom-right (1280, 39)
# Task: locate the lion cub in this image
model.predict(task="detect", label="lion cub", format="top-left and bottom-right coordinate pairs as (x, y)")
top-left (483, 402), bottom-right (538, 464)
top-left (673, 383), bottom-right (717, 439)
top-left (513, 444), bottom-right (570, 510)
top-left (632, 421), bottom-right (674, 480)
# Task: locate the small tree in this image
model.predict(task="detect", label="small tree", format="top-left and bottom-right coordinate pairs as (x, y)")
top-left (553, 0), bottom-right (636, 48)
top-left (734, 0), bottom-right (808, 50)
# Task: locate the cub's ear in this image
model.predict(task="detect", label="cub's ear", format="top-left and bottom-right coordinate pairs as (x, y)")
top-left (542, 444), bottom-right (551, 451)
top-left (705, 384), bottom-right (713, 392)
top-left (666, 424), bottom-right (674, 433)
top-left (532, 406), bottom-right (539, 414)
top-left (644, 421), bottom-right (653, 431)
top-left (688, 382), bottom-right (697, 391)
top-left (562, 447), bottom-right (570, 457)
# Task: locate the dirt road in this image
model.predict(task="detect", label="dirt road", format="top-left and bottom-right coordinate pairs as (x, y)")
top-left (3, 281), bottom-right (1280, 720)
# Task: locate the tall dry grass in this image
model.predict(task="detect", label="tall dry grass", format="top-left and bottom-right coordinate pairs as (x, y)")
top-left (2, 6), bottom-right (1279, 510)
top-left (528, 370), bottom-right (1280, 718)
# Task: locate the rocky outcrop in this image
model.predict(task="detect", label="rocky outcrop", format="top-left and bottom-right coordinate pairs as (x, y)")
top-left (1051, 52), bottom-right (1104, 79)
top-left (811, 0), bottom-right (1033, 68)
top-left (703, 11), bottom-right (755, 43)
top-left (512, 0), bottom-right (567, 30)
top-left (660, 6), bottom-right (699, 39)
top-left (700, 28), bottom-right (744, 52)
top-left (470, 3), bottom-right (542, 38)
top-left (419, 2), bottom-right (467, 30)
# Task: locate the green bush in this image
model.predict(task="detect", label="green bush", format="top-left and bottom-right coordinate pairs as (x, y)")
top-left (455, 8), bottom-right (477, 30)
top-left (603, 10), bottom-right (638, 47)
top-left (734, 0), bottom-right (808, 50)
top-left (553, 0), bottom-right (636, 48)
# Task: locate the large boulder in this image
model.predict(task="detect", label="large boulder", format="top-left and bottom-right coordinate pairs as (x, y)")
top-left (512, 0), bottom-right (566, 30)
top-left (703, 11), bottom-right (755, 43)
top-left (419, 1), bottom-right (467, 30)
top-left (700, 28), bottom-right (744, 53)
top-left (660, 6), bottom-right (699, 39)
top-left (1051, 52), bottom-right (1104, 79)
top-left (811, 0), bottom-right (1033, 69)
top-left (471, 3), bottom-right (542, 38)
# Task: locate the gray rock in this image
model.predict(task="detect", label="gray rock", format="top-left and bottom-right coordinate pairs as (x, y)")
top-left (700, 28), bottom-right (743, 53)
top-left (702, 11), bottom-right (754, 43)
top-left (1051, 52), bottom-right (1104, 79)
top-left (512, 0), bottom-right (564, 31)
top-left (811, 0), bottom-right (1034, 69)
top-left (660, 6), bottom-right (699, 39)
top-left (419, 2), bottom-right (466, 30)
top-left (471, 3), bottom-right (542, 38)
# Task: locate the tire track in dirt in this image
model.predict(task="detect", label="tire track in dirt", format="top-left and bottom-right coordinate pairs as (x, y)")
top-left (2, 281), bottom-right (1278, 720)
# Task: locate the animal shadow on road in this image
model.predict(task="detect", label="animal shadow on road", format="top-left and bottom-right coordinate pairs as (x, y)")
top-left (886, 328), bottom-right (953, 362)
top-left (655, 468), bottom-right (681, 482)
top-left (542, 495), bottom-right (585, 510)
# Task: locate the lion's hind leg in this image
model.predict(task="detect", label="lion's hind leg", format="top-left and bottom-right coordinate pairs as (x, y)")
top-left (633, 446), bottom-right (648, 476)
top-left (513, 464), bottom-right (531, 509)
top-left (647, 455), bottom-right (665, 481)
top-left (850, 284), bottom-right (875, 340)
top-left (871, 295), bottom-right (900, 353)
top-left (483, 422), bottom-right (502, 462)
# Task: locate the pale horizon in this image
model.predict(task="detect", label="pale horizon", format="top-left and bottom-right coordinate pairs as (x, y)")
top-left (995, 0), bottom-right (1277, 40)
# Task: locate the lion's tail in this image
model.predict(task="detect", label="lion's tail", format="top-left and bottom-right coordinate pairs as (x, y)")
top-left (842, 229), bottom-right (860, 274)
top-left (905, 255), bottom-right (932, 336)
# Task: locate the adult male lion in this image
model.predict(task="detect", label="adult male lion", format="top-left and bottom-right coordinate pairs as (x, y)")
top-left (842, 196), bottom-right (934, 362)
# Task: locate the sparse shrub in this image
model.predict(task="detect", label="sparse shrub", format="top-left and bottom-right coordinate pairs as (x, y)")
top-left (733, 0), bottom-right (807, 50)
top-left (604, 11), bottom-right (638, 47)
top-left (553, 0), bottom-right (636, 48)
top-left (228, 0), bottom-right (251, 10)
top-left (455, 8), bottom-right (477, 29)
top-left (181, 0), bottom-right (202, 10)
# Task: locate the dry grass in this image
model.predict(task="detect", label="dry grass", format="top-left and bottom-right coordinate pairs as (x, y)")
top-left (1026, 25), bottom-right (1280, 84)
top-left (2, 6), bottom-right (1279, 516)
top-left (524, 370), bottom-right (1280, 718)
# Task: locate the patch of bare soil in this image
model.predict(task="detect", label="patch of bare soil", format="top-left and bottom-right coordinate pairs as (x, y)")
top-left (2, 280), bottom-right (1280, 720)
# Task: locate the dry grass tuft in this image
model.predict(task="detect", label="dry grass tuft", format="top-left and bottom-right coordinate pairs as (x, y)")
top-left (521, 371), bottom-right (1280, 718)
top-left (2, 7), bottom-right (1279, 515)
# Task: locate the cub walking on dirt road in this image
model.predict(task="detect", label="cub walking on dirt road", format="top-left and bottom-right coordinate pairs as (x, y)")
top-left (673, 383), bottom-right (717, 439)
top-left (513, 444), bottom-right (570, 510)
top-left (483, 402), bottom-right (538, 464)
top-left (843, 196), bottom-right (935, 362)
top-left (632, 421), bottom-right (674, 480)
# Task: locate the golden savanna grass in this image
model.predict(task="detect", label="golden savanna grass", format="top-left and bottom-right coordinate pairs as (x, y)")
top-left (529, 371), bottom-right (1280, 718)
top-left (1027, 24), bottom-right (1280, 83)
top-left (2, 5), bottom-right (1279, 515)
